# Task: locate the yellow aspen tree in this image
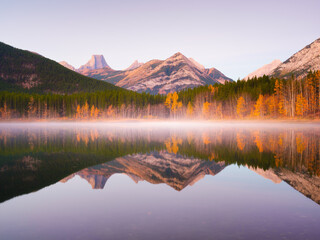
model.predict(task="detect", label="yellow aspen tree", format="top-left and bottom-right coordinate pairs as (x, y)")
top-left (165, 93), bottom-right (172, 109)
top-left (307, 75), bottom-right (316, 114)
top-left (94, 107), bottom-right (100, 118)
top-left (266, 95), bottom-right (276, 117)
top-left (76, 105), bottom-right (81, 119)
top-left (278, 81), bottom-right (287, 116)
top-left (208, 85), bottom-right (217, 94)
top-left (107, 105), bottom-right (114, 118)
top-left (0, 101), bottom-right (10, 119)
top-left (236, 96), bottom-right (245, 118)
top-left (295, 93), bottom-right (307, 116)
top-left (171, 92), bottom-right (179, 113)
top-left (186, 101), bottom-right (194, 117)
top-left (274, 79), bottom-right (280, 92)
top-left (202, 101), bottom-right (211, 119)
top-left (216, 102), bottom-right (222, 119)
top-left (274, 79), bottom-right (286, 116)
top-left (82, 101), bottom-right (89, 119)
top-left (90, 105), bottom-right (95, 118)
top-left (253, 94), bottom-right (265, 118)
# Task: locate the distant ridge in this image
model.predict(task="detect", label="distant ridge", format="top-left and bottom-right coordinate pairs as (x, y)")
top-left (271, 38), bottom-right (320, 79)
top-left (0, 42), bottom-right (119, 93)
top-left (59, 61), bottom-right (76, 71)
top-left (78, 55), bottom-right (110, 71)
top-left (79, 52), bottom-right (233, 94)
top-left (125, 60), bottom-right (144, 71)
top-left (244, 60), bottom-right (282, 80)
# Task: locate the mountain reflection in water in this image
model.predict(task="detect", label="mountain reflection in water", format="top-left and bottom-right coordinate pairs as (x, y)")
top-left (1, 122), bottom-right (320, 204)
top-left (1, 122), bottom-right (320, 240)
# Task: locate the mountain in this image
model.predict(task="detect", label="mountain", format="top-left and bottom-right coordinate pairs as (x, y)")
top-left (271, 38), bottom-right (320, 79)
top-left (0, 42), bottom-right (119, 93)
top-left (244, 59), bottom-right (282, 80)
top-left (59, 61), bottom-right (75, 71)
top-left (80, 52), bottom-right (233, 94)
top-left (61, 151), bottom-right (226, 191)
top-left (78, 55), bottom-right (110, 71)
top-left (125, 60), bottom-right (144, 71)
top-left (188, 58), bottom-right (205, 70)
top-left (205, 67), bottom-right (233, 84)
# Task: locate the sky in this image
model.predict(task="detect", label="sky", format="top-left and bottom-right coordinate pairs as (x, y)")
top-left (1, 0), bottom-right (319, 79)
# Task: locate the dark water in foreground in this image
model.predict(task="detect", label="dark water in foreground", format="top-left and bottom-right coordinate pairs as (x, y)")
top-left (0, 122), bottom-right (320, 240)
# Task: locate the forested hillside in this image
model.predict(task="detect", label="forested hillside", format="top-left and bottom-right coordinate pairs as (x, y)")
top-left (0, 42), bottom-right (119, 93)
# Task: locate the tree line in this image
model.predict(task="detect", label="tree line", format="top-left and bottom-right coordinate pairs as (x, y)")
top-left (0, 71), bottom-right (319, 119)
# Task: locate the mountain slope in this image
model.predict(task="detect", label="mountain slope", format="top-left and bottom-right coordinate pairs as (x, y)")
top-left (78, 55), bottom-right (110, 71)
top-left (125, 60), bottom-right (144, 70)
top-left (205, 67), bottom-right (233, 83)
top-left (0, 42), bottom-right (119, 93)
top-left (244, 59), bottom-right (282, 80)
top-left (59, 61), bottom-right (76, 71)
top-left (272, 38), bottom-right (320, 78)
top-left (80, 52), bottom-right (233, 94)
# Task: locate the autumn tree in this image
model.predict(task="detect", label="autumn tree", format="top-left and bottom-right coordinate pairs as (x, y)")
top-left (186, 101), bottom-right (194, 118)
top-left (266, 95), bottom-right (277, 117)
top-left (0, 101), bottom-right (11, 119)
top-left (165, 92), bottom-right (182, 118)
top-left (236, 96), bottom-right (246, 118)
top-left (202, 101), bottom-right (211, 119)
top-left (253, 94), bottom-right (265, 118)
top-left (296, 93), bottom-right (307, 117)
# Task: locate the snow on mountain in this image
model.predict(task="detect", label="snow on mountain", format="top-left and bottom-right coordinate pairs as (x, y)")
top-left (244, 59), bottom-right (282, 80)
top-left (272, 38), bottom-right (320, 79)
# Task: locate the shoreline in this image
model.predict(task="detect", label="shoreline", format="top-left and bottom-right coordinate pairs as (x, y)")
top-left (1, 118), bottom-right (320, 125)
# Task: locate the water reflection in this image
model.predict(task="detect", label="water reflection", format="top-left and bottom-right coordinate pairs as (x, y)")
top-left (61, 151), bottom-right (226, 191)
top-left (1, 122), bottom-right (320, 239)
top-left (1, 122), bottom-right (320, 205)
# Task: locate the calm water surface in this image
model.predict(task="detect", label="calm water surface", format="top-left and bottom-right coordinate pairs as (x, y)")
top-left (0, 122), bottom-right (320, 240)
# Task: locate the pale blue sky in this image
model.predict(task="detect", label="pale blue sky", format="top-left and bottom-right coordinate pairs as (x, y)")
top-left (1, 0), bottom-right (319, 79)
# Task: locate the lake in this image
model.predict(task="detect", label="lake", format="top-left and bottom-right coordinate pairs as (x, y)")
top-left (0, 122), bottom-right (320, 240)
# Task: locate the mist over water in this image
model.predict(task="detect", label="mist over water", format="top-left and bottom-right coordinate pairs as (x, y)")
top-left (0, 122), bottom-right (320, 240)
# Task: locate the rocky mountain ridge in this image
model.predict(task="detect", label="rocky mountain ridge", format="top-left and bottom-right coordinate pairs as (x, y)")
top-left (272, 38), bottom-right (320, 79)
top-left (71, 52), bottom-right (232, 94)
top-left (125, 60), bottom-right (144, 71)
top-left (244, 59), bottom-right (282, 80)
top-left (78, 55), bottom-right (110, 71)
top-left (244, 38), bottom-right (320, 79)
